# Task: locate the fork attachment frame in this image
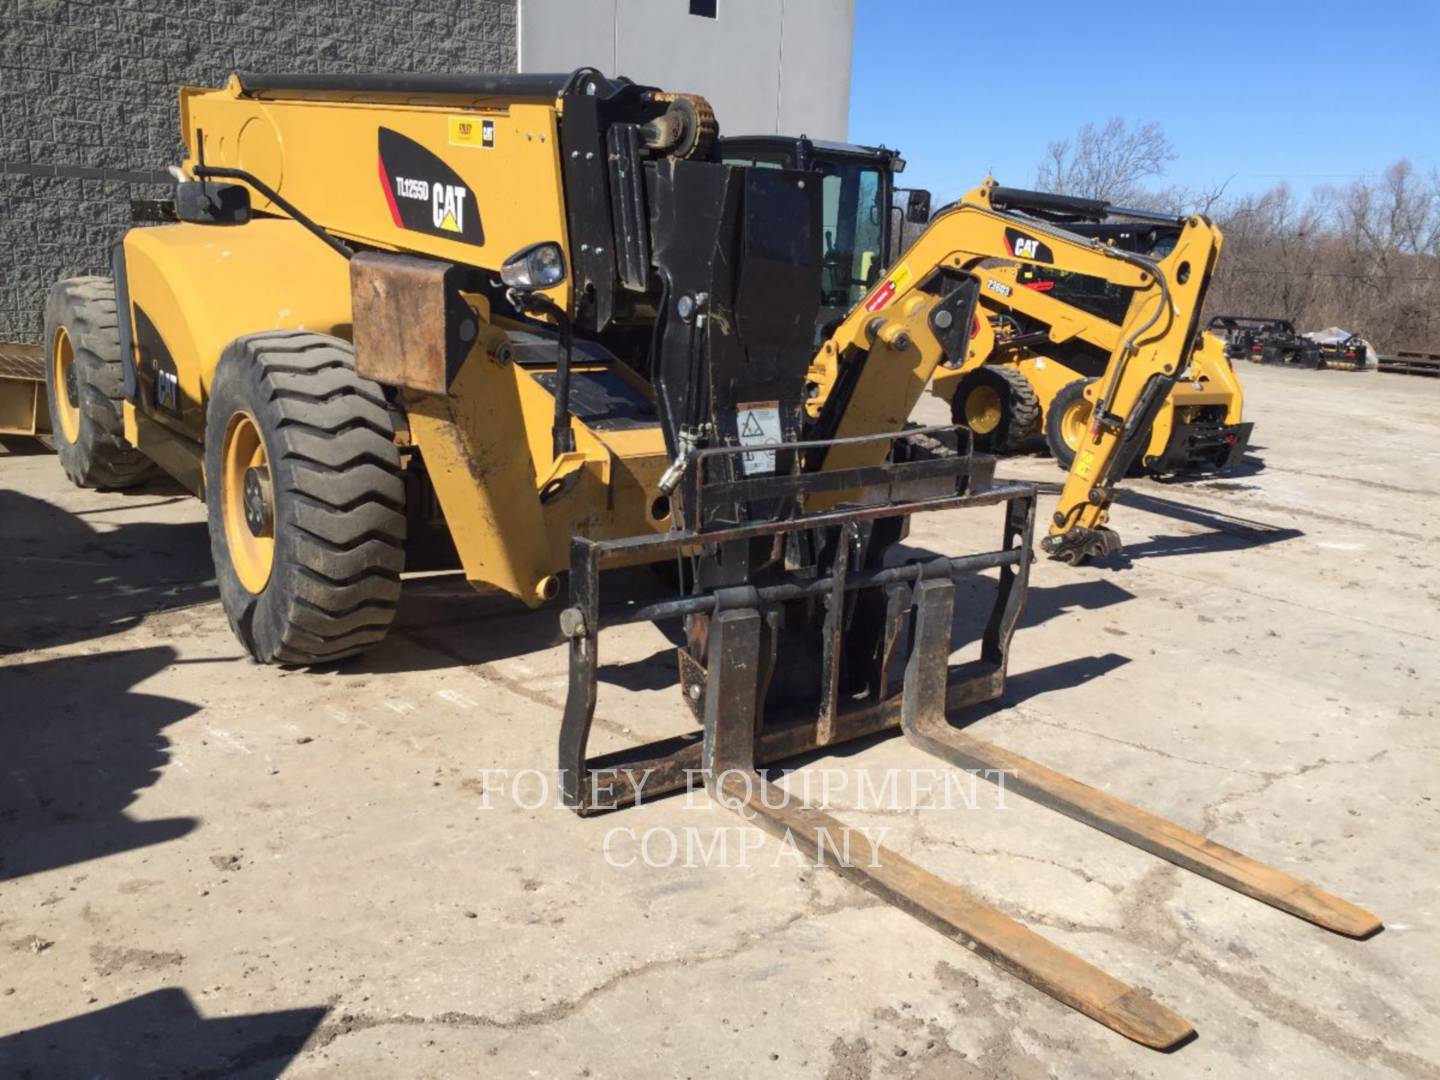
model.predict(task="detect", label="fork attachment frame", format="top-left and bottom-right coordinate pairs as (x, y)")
top-left (557, 427), bottom-right (1035, 813)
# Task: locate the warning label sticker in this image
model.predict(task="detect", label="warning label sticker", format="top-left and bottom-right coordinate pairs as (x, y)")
top-left (449, 116), bottom-right (495, 148)
top-left (736, 401), bottom-right (782, 475)
top-left (863, 261), bottom-right (913, 313)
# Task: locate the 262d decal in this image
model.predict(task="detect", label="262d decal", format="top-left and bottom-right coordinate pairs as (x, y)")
top-left (377, 128), bottom-right (484, 245)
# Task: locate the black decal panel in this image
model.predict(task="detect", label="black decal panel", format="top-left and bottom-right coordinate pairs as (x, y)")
top-left (377, 128), bottom-right (484, 245)
top-left (133, 305), bottom-right (182, 421)
top-left (1003, 227), bottom-right (1053, 264)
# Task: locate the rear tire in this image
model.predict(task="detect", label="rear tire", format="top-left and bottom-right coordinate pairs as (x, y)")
top-left (43, 277), bottom-right (155, 489)
top-left (1044, 377), bottom-right (1097, 471)
top-left (950, 366), bottom-right (1040, 453)
top-left (205, 331), bottom-right (406, 666)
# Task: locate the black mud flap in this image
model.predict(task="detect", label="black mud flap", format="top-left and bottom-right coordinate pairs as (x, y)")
top-left (112, 238), bottom-right (139, 404)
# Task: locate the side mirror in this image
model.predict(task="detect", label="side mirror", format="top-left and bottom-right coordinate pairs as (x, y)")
top-left (501, 241), bottom-right (567, 292)
top-left (175, 181), bottom-right (250, 225)
top-left (905, 188), bottom-right (932, 225)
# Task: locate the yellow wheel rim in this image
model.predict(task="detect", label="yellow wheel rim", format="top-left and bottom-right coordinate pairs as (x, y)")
top-left (964, 385), bottom-right (1003, 434)
top-left (51, 326), bottom-right (82, 443)
top-left (221, 411), bottom-right (275, 594)
top-left (1060, 394), bottom-right (1092, 453)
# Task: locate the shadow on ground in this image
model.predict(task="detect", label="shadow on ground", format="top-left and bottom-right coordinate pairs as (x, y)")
top-left (0, 646), bottom-right (200, 881)
top-left (1100, 487), bottom-right (1304, 564)
top-left (345, 565), bottom-right (675, 677)
top-left (1011, 447), bottom-right (1268, 481)
top-left (0, 489), bottom-right (215, 654)
top-left (1023, 474), bottom-right (1303, 564)
top-left (0, 437), bottom-right (54, 457)
top-left (0, 987), bottom-right (327, 1079)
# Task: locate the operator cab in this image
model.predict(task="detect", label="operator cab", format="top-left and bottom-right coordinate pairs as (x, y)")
top-left (718, 135), bottom-right (928, 340)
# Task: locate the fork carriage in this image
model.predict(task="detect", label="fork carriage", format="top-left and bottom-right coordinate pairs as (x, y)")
top-left (558, 425), bottom-right (1034, 812)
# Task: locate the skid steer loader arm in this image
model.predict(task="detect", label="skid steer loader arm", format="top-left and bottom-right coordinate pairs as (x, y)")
top-left (805, 180), bottom-right (1225, 563)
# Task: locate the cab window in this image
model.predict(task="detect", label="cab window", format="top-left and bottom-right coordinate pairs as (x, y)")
top-left (818, 162), bottom-right (884, 310)
top-left (721, 152), bottom-right (886, 316)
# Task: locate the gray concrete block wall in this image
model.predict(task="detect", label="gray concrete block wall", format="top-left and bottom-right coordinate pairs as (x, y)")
top-left (1, 0), bottom-right (517, 343)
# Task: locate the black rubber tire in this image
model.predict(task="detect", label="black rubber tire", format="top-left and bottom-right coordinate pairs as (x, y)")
top-left (1044, 376), bottom-right (1097, 471)
top-left (950, 365), bottom-right (1040, 453)
top-left (42, 277), bottom-right (155, 489)
top-left (205, 331), bottom-right (406, 666)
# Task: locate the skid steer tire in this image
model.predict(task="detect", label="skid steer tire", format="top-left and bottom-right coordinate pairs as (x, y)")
top-left (950, 366), bottom-right (1040, 453)
top-left (1044, 376), bottom-right (1097, 471)
top-left (43, 277), bottom-right (155, 489)
top-left (205, 331), bottom-right (406, 666)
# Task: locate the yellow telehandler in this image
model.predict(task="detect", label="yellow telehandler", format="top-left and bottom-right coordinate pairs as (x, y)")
top-left (44, 69), bottom-right (1377, 1048)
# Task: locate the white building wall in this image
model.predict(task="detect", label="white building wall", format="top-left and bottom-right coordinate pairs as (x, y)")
top-left (518, 0), bottom-right (853, 141)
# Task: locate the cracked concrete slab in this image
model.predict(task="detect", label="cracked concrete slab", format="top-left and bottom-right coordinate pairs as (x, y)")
top-left (0, 363), bottom-right (1437, 1078)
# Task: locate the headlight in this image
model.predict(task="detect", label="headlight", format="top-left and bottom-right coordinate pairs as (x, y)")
top-left (500, 241), bottom-right (567, 290)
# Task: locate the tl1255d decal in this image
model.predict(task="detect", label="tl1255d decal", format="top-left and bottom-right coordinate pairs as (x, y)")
top-left (377, 128), bottom-right (484, 245)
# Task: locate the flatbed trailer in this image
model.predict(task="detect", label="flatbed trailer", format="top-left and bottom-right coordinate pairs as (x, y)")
top-left (0, 343), bottom-right (49, 440)
top-left (1378, 349), bottom-right (1440, 377)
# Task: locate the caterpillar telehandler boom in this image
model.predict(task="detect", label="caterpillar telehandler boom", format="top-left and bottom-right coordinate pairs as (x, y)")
top-left (45, 69), bottom-right (1377, 1049)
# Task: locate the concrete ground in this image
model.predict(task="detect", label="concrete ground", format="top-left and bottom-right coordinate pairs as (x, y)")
top-left (1, 362), bottom-right (1437, 1079)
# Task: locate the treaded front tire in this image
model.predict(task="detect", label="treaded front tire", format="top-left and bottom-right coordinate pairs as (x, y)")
top-left (1044, 376), bottom-right (1096, 470)
top-left (950, 365), bottom-right (1040, 453)
top-left (205, 331), bottom-right (406, 665)
top-left (43, 276), bottom-right (155, 488)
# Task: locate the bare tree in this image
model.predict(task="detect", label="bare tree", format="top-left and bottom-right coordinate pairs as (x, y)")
top-left (1145, 176), bottom-right (1235, 218)
top-left (1029, 123), bottom-right (1440, 349)
top-left (1035, 118), bottom-right (1176, 204)
top-left (1209, 184), bottom-right (1323, 322)
top-left (1203, 169), bottom-right (1440, 350)
top-left (1320, 161), bottom-right (1440, 346)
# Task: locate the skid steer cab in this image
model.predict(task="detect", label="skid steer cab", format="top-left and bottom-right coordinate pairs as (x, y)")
top-left (44, 69), bottom-right (1379, 1049)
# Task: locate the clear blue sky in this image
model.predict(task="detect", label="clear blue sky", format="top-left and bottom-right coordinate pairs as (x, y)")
top-left (848, 0), bottom-right (1440, 205)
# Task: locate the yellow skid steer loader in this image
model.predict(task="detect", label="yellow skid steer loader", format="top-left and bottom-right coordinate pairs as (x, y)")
top-left (929, 184), bottom-right (1251, 476)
